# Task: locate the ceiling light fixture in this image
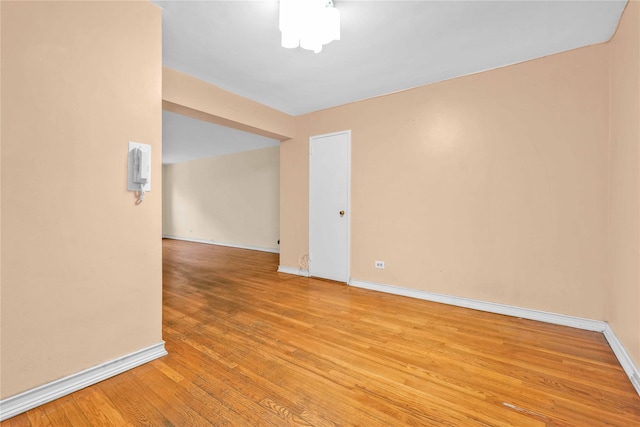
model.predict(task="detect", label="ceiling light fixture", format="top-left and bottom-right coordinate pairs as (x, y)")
top-left (279, 0), bottom-right (340, 53)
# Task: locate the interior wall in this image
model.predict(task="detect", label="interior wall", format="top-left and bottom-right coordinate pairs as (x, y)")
top-left (163, 146), bottom-right (280, 252)
top-left (0, 0), bottom-right (3, 388)
top-left (609, 0), bottom-right (640, 366)
top-left (281, 43), bottom-right (610, 321)
top-left (0, 1), bottom-right (162, 398)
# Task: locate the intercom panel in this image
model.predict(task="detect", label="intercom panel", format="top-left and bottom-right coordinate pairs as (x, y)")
top-left (127, 141), bottom-right (152, 192)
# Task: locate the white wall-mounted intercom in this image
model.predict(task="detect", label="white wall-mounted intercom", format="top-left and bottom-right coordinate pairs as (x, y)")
top-left (128, 141), bottom-right (151, 202)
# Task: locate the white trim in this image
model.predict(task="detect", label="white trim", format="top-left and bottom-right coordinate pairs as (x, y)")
top-left (603, 324), bottom-right (640, 395)
top-left (277, 265), bottom-right (310, 277)
top-left (0, 342), bottom-right (167, 421)
top-left (349, 279), bottom-right (605, 331)
top-left (162, 235), bottom-right (280, 254)
top-left (308, 130), bottom-right (351, 283)
top-left (349, 279), bottom-right (640, 396)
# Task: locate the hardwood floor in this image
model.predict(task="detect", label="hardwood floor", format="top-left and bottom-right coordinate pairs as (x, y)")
top-left (4, 238), bottom-right (640, 426)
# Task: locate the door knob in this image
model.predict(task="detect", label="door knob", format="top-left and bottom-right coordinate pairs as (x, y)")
top-left (339, 210), bottom-right (345, 217)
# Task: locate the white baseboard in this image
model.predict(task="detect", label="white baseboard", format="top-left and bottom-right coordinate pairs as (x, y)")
top-left (349, 279), bottom-right (605, 331)
top-left (162, 235), bottom-right (280, 254)
top-left (349, 278), bottom-right (640, 397)
top-left (0, 342), bottom-right (167, 421)
top-left (277, 265), bottom-right (310, 277)
top-left (603, 324), bottom-right (640, 395)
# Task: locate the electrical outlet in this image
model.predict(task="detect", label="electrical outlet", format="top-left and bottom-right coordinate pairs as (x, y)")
top-left (375, 260), bottom-right (385, 269)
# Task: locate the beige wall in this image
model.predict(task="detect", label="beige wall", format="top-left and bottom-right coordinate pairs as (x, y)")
top-left (163, 147), bottom-right (280, 251)
top-left (0, 0), bottom-right (3, 389)
top-left (1, 1), bottom-right (162, 398)
top-left (609, 0), bottom-right (640, 366)
top-left (282, 44), bottom-right (610, 320)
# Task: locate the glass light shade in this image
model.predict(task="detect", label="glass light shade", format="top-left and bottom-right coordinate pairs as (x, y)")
top-left (279, 0), bottom-right (340, 53)
top-left (279, 0), bottom-right (303, 48)
top-left (300, 38), bottom-right (323, 53)
top-left (279, 0), bottom-right (297, 33)
top-left (323, 6), bottom-right (340, 43)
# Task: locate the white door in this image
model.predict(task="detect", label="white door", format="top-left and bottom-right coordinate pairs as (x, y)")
top-left (309, 131), bottom-right (350, 283)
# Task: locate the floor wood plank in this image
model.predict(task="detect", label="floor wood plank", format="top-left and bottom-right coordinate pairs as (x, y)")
top-left (3, 238), bottom-right (640, 426)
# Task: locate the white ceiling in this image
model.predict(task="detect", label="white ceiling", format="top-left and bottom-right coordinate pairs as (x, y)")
top-left (162, 110), bottom-right (279, 164)
top-left (156, 0), bottom-right (627, 163)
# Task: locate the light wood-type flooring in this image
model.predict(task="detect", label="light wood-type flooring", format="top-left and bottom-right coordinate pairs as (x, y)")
top-left (3, 239), bottom-right (640, 426)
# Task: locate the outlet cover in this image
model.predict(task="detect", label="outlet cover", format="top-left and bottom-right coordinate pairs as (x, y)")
top-left (375, 261), bottom-right (385, 269)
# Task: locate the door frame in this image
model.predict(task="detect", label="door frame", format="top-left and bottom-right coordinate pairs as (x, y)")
top-left (308, 130), bottom-right (352, 283)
